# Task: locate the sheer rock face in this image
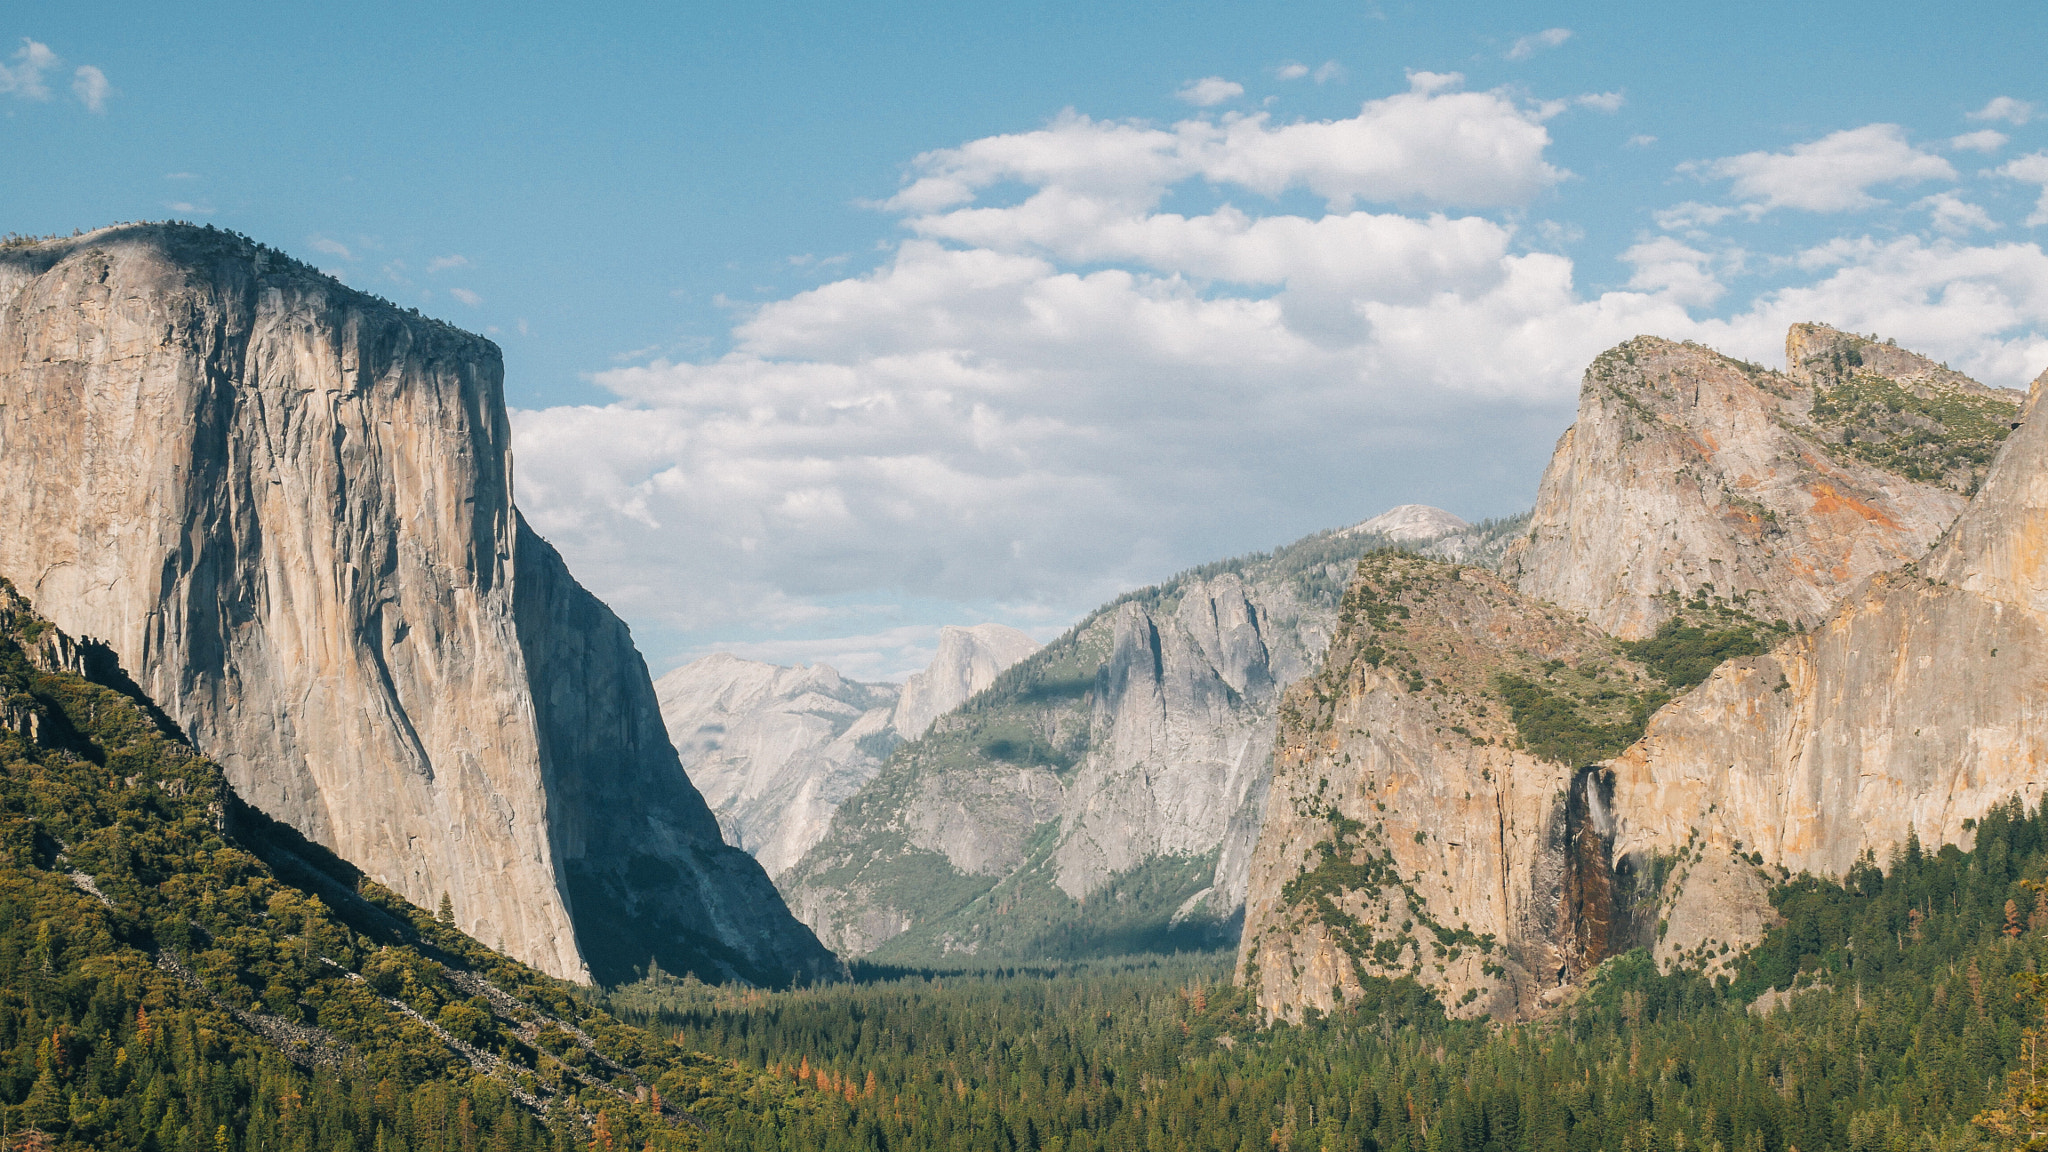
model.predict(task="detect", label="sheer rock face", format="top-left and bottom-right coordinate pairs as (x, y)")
top-left (780, 516), bottom-right (1530, 962)
top-left (1237, 556), bottom-right (1644, 1022)
top-left (1240, 328), bottom-right (2033, 1022)
top-left (656, 654), bottom-right (901, 879)
top-left (0, 225), bottom-right (832, 986)
top-left (1502, 329), bottom-right (2013, 639)
top-left (1606, 369), bottom-right (2048, 966)
top-left (892, 624), bottom-right (1041, 739)
top-left (785, 570), bottom-right (1309, 960)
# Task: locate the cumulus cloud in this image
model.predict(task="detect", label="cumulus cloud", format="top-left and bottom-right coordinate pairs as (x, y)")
top-left (71, 64), bottom-right (108, 112)
top-left (511, 82), bottom-right (2048, 675)
top-left (1506, 28), bottom-right (1572, 60)
top-left (2001, 153), bottom-right (2048, 226)
top-left (1175, 77), bottom-right (1243, 107)
top-left (1702, 124), bottom-right (1956, 216)
top-left (1276, 63), bottom-right (1309, 81)
top-left (1917, 192), bottom-right (1998, 236)
top-left (885, 78), bottom-right (1564, 217)
top-left (426, 254), bottom-right (470, 273)
top-left (0, 41), bottom-right (109, 111)
top-left (1654, 201), bottom-right (1736, 230)
top-left (0, 39), bottom-right (57, 101)
top-left (449, 287), bottom-right (482, 306)
top-left (1971, 97), bottom-right (2038, 125)
top-left (1621, 237), bottom-right (1725, 306)
top-left (1313, 61), bottom-right (1344, 84)
top-left (1952, 129), bottom-right (2009, 154)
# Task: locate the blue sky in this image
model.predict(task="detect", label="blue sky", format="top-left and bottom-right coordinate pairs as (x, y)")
top-left (9, 1), bottom-right (2048, 678)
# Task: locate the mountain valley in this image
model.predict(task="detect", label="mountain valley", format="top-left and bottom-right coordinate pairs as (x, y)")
top-left (6, 220), bottom-right (2048, 1152)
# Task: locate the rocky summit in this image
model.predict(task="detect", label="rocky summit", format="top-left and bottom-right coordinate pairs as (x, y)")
top-left (1502, 326), bottom-right (2014, 639)
top-left (655, 623), bottom-right (1037, 879)
top-left (0, 224), bottom-right (833, 987)
top-left (1239, 323), bottom-right (2031, 1021)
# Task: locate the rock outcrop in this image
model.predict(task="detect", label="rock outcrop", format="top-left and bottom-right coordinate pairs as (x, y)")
top-left (0, 224), bottom-right (833, 986)
top-left (892, 624), bottom-right (1040, 738)
top-left (1605, 365), bottom-right (2048, 973)
top-left (1503, 328), bottom-right (2016, 639)
top-left (783, 512), bottom-right (1528, 962)
top-left (1344, 505), bottom-right (1471, 543)
top-left (656, 655), bottom-right (902, 878)
top-left (1236, 554), bottom-right (1667, 1020)
top-left (1241, 325), bottom-right (2032, 1021)
top-left (655, 624), bottom-right (1037, 881)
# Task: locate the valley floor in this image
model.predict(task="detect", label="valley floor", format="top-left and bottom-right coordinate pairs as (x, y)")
top-left (604, 803), bottom-right (2048, 1152)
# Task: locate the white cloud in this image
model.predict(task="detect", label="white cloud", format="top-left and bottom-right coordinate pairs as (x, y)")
top-left (1952, 129), bottom-right (2009, 154)
top-left (0, 39), bottom-right (57, 101)
top-left (1576, 91), bottom-right (1624, 113)
top-left (1970, 96), bottom-right (2037, 125)
top-left (1507, 28), bottom-right (1572, 60)
top-left (71, 64), bottom-right (108, 112)
top-left (1917, 192), bottom-right (1998, 236)
top-left (1626, 134), bottom-right (1658, 148)
top-left (164, 201), bottom-right (212, 216)
top-left (510, 82), bottom-right (2048, 673)
top-left (1312, 61), bottom-right (1344, 84)
top-left (164, 171), bottom-right (198, 180)
top-left (1176, 77), bottom-right (1243, 107)
top-left (1654, 201), bottom-right (1736, 230)
top-left (886, 79), bottom-right (1563, 217)
top-left (1405, 70), bottom-right (1462, 95)
top-left (1276, 63), bottom-right (1309, 81)
top-left (307, 236), bottom-right (355, 260)
top-left (449, 287), bottom-right (483, 306)
top-left (2000, 153), bottom-right (2048, 226)
top-left (1703, 124), bottom-right (1956, 216)
top-left (426, 254), bottom-right (470, 273)
top-left (1621, 237), bottom-right (1725, 306)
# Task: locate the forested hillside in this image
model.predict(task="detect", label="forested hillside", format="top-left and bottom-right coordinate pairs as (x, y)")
top-left (615, 796), bottom-right (2048, 1152)
top-left (0, 580), bottom-right (828, 1150)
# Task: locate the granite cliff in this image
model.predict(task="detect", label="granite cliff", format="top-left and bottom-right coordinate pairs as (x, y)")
top-left (654, 623), bottom-right (1036, 879)
top-left (0, 223), bottom-right (833, 986)
top-left (1240, 324), bottom-right (2029, 1020)
top-left (782, 512), bottom-right (1527, 962)
top-left (1606, 363), bottom-right (2048, 975)
top-left (1503, 327), bottom-right (2015, 638)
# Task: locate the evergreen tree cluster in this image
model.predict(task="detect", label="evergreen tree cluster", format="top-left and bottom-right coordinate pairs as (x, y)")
top-left (610, 800), bottom-right (2048, 1152)
top-left (0, 583), bottom-right (825, 1150)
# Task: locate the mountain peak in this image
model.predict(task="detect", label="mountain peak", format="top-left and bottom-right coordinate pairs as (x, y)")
top-left (1343, 504), bottom-right (1470, 543)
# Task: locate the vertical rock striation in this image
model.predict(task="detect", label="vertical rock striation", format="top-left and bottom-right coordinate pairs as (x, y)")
top-left (0, 224), bottom-right (832, 985)
top-left (1606, 366), bottom-right (2048, 971)
top-left (1236, 555), bottom-right (1659, 1020)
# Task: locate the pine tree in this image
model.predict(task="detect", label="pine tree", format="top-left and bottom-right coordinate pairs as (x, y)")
top-left (439, 892), bottom-right (456, 925)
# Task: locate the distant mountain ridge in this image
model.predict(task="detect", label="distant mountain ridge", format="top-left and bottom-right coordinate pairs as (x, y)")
top-left (780, 508), bottom-right (1527, 963)
top-left (655, 624), bottom-right (1038, 878)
